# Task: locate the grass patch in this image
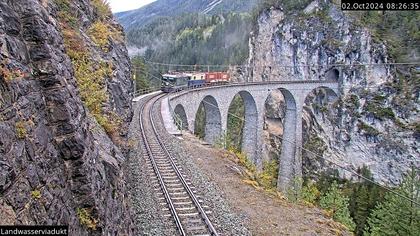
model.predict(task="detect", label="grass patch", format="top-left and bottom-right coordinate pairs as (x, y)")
top-left (88, 21), bottom-right (123, 52)
top-left (15, 121), bottom-right (27, 139)
top-left (91, 0), bottom-right (112, 19)
top-left (77, 208), bottom-right (98, 230)
top-left (0, 59), bottom-right (25, 82)
top-left (227, 149), bottom-right (280, 191)
top-left (31, 190), bottom-right (41, 200)
top-left (57, 1), bottom-right (121, 138)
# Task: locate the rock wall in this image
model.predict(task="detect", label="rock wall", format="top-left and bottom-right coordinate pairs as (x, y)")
top-left (248, 1), bottom-right (419, 184)
top-left (0, 0), bottom-right (134, 234)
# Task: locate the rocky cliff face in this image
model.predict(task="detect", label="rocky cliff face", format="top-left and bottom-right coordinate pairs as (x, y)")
top-left (0, 0), bottom-right (134, 234)
top-left (247, 1), bottom-right (419, 184)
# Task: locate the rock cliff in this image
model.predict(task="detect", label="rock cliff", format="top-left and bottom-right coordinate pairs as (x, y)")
top-left (246, 1), bottom-right (419, 184)
top-left (0, 0), bottom-right (134, 234)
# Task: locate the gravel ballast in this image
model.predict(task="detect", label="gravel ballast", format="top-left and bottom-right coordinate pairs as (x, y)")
top-left (127, 94), bottom-right (250, 235)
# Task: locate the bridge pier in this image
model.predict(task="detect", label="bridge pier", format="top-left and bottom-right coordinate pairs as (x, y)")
top-left (277, 91), bottom-right (306, 193)
top-left (293, 103), bottom-right (304, 188)
top-left (167, 81), bottom-right (339, 194)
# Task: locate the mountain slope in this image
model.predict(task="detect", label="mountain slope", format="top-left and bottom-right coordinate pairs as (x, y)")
top-left (116, 0), bottom-right (258, 30)
top-left (246, 1), bottom-right (419, 184)
top-left (0, 0), bottom-right (134, 234)
top-left (126, 12), bottom-right (253, 65)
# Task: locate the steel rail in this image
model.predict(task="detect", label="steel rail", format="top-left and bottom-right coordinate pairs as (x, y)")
top-left (140, 93), bottom-right (219, 236)
top-left (149, 95), bottom-right (219, 236)
top-left (139, 94), bottom-right (186, 235)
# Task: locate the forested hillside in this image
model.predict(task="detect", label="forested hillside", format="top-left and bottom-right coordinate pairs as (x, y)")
top-left (116, 0), bottom-right (259, 66)
top-left (116, 0), bottom-right (258, 29)
top-left (127, 13), bottom-right (252, 65)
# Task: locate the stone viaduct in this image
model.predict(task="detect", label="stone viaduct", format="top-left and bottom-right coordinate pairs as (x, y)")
top-left (162, 81), bottom-right (339, 192)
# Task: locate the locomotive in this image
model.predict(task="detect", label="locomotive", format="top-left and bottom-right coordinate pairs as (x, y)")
top-left (161, 71), bottom-right (230, 93)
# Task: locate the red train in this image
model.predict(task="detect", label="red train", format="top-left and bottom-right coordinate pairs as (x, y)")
top-left (204, 72), bottom-right (230, 83)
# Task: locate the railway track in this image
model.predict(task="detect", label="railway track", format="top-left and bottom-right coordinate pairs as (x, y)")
top-left (139, 93), bottom-right (219, 236)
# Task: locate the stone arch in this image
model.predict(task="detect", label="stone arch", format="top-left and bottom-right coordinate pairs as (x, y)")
top-left (227, 91), bottom-right (258, 161)
top-left (174, 104), bottom-right (188, 130)
top-left (276, 88), bottom-right (298, 192)
top-left (326, 68), bottom-right (340, 82)
top-left (196, 95), bottom-right (222, 144)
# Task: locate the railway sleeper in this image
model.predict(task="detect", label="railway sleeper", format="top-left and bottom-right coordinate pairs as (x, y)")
top-left (165, 179), bottom-right (182, 183)
top-left (162, 175), bottom-right (179, 180)
top-left (185, 225), bottom-right (208, 233)
top-left (155, 162), bottom-right (173, 167)
top-left (172, 202), bottom-right (194, 207)
top-left (175, 206), bottom-right (196, 211)
top-left (178, 212), bottom-right (200, 217)
top-left (160, 171), bottom-right (177, 176)
top-left (154, 160), bottom-right (171, 164)
top-left (156, 166), bottom-right (173, 170)
top-left (184, 218), bottom-right (204, 225)
top-left (170, 191), bottom-right (188, 196)
top-left (167, 187), bottom-right (185, 192)
top-left (171, 196), bottom-right (190, 200)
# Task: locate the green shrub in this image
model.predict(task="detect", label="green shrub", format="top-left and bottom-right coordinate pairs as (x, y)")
top-left (366, 105), bottom-right (395, 120)
top-left (358, 122), bottom-right (380, 136)
top-left (194, 103), bottom-right (206, 139)
top-left (286, 177), bottom-right (304, 203)
top-left (257, 160), bottom-right (279, 190)
top-left (301, 181), bottom-right (321, 205)
top-left (304, 135), bottom-right (327, 156)
top-left (365, 99), bottom-right (395, 120)
top-left (413, 122), bottom-right (420, 133)
top-left (346, 94), bottom-right (360, 109)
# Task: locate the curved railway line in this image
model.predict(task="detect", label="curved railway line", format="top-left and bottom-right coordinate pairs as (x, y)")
top-left (139, 93), bottom-right (219, 236)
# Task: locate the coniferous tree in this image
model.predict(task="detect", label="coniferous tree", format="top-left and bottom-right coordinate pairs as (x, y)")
top-left (344, 166), bottom-right (386, 235)
top-left (353, 185), bottom-right (370, 235)
top-left (364, 168), bottom-right (420, 236)
top-left (132, 57), bottom-right (153, 91)
top-left (320, 181), bottom-right (356, 231)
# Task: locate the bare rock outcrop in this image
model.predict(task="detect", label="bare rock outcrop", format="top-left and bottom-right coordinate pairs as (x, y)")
top-left (249, 1), bottom-right (419, 184)
top-left (0, 0), bottom-right (134, 234)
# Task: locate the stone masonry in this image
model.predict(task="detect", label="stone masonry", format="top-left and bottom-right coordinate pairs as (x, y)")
top-left (166, 81), bottom-right (339, 192)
